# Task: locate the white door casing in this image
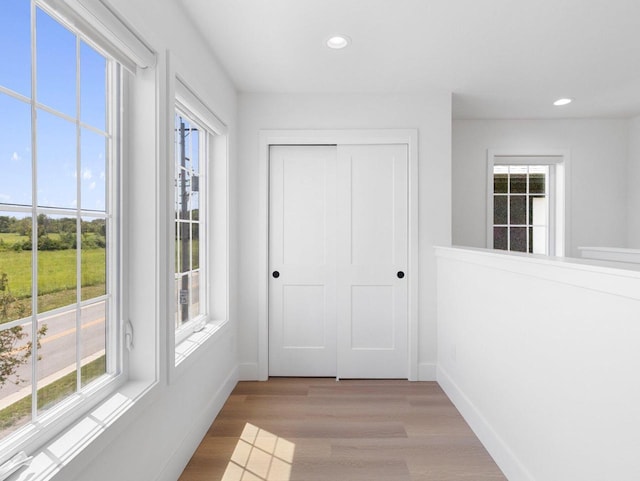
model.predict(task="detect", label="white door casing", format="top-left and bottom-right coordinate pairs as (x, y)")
top-left (257, 130), bottom-right (419, 381)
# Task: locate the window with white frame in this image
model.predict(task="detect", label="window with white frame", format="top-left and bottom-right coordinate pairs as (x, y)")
top-left (171, 77), bottom-right (228, 360)
top-left (0, 0), bottom-right (154, 462)
top-left (174, 109), bottom-right (207, 340)
top-left (488, 153), bottom-right (566, 256)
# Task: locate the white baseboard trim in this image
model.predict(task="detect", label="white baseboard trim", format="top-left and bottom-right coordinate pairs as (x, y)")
top-left (437, 366), bottom-right (534, 481)
top-left (238, 362), bottom-right (259, 380)
top-left (417, 362), bottom-right (437, 381)
top-left (156, 365), bottom-right (239, 481)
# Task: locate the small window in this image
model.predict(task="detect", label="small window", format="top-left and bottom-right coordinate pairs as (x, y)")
top-left (488, 153), bottom-right (566, 256)
top-left (174, 111), bottom-right (207, 341)
top-left (492, 165), bottom-right (550, 254)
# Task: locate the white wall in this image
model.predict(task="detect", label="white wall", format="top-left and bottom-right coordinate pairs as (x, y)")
top-left (237, 92), bottom-right (452, 381)
top-left (63, 1), bottom-right (240, 479)
top-left (436, 247), bottom-right (640, 481)
top-left (628, 116), bottom-right (640, 247)
top-left (452, 119), bottom-right (629, 257)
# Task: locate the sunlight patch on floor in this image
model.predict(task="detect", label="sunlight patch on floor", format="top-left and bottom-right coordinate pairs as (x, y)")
top-left (222, 423), bottom-right (295, 481)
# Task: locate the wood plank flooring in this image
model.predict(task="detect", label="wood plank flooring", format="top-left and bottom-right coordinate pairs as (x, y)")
top-left (179, 378), bottom-right (507, 481)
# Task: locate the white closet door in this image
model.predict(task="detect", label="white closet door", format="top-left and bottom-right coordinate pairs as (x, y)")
top-left (268, 144), bottom-right (408, 378)
top-left (335, 144), bottom-right (408, 379)
top-left (268, 145), bottom-right (338, 376)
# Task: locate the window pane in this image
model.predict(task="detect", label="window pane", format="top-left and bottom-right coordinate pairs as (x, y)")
top-left (0, 94), bottom-right (33, 207)
top-left (37, 214), bottom-right (77, 314)
top-left (0, 212), bottom-right (32, 322)
top-left (493, 173), bottom-right (508, 194)
top-left (81, 217), bottom-right (106, 301)
top-left (493, 227), bottom-right (507, 250)
top-left (80, 42), bottom-right (106, 131)
top-left (493, 195), bottom-right (507, 224)
top-left (190, 272), bottom-right (200, 319)
top-left (529, 196), bottom-right (547, 226)
top-left (177, 170), bottom-right (190, 220)
top-left (509, 173), bottom-right (527, 193)
top-left (510, 227), bottom-right (527, 252)
top-left (177, 222), bottom-right (190, 273)
top-left (36, 8), bottom-right (77, 117)
top-left (190, 129), bottom-right (200, 173)
top-left (176, 275), bottom-right (189, 327)
top-left (191, 182), bottom-right (199, 221)
top-left (81, 129), bottom-right (107, 212)
top-left (37, 314), bottom-right (75, 415)
top-left (0, 322), bottom-right (34, 438)
top-left (0, 0), bottom-right (31, 97)
top-left (37, 110), bottom-right (77, 209)
top-left (191, 223), bottom-right (199, 270)
top-left (529, 173), bottom-right (546, 194)
top-left (509, 196), bottom-right (526, 225)
top-left (81, 300), bottom-right (106, 387)
top-left (532, 227), bottom-right (547, 255)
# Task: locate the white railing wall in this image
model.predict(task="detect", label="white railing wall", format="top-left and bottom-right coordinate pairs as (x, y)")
top-left (436, 247), bottom-right (640, 481)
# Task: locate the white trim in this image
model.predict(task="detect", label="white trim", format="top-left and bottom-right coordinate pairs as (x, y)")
top-left (486, 149), bottom-right (570, 257)
top-left (39, 0), bottom-right (156, 71)
top-left (175, 79), bottom-right (227, 136)
top-left (165, 51), bottom-right (230, 383)
top-left (257, 129), bottom-right (419, 381)
top-left (435, 246), bottom-right (640, 299)
top-left (155, 365), bottom-right (238, 481)
top-left (437, 365), bottom-right (535, 481)
top-left (418, 363), bottom-right (437, 381)
top-left (578, 246), bottom-right (640, 264)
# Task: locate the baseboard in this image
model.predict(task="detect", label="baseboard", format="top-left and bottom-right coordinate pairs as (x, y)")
top-left (437, 366), bottom-right (535, 481)
top-left (417, 362), bottom-right (437, 381)
top-left (238, 362), bottom-right (259, 380)
top-left (156, 365), bottom-right (239, 481)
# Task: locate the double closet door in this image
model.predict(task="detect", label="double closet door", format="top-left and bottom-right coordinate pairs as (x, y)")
top-left (268, 144), bottom-right (408, 379)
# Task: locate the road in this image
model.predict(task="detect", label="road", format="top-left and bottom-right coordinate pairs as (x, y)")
top-left (0, 301), bottom-right (106, 403)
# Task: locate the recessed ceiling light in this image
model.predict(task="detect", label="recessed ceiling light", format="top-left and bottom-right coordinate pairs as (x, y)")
top-left (326, 35), bottom-right (351, 49)
top-left (553, 98), bottom-right (573, 106)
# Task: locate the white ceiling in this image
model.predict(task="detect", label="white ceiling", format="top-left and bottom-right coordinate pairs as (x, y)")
top-left (181, 0), bottom-right (640, 119)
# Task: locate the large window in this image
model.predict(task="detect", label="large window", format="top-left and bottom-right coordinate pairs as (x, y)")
top-left (174, 110), bottom-right (206, 341)
top-left (0, 1), bottom-right (120, 449)
top-left (488, 153), bottom-right (566, 256)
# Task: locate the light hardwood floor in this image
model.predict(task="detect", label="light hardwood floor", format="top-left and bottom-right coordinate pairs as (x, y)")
top-left (179, 378), bottom-right (507, 481)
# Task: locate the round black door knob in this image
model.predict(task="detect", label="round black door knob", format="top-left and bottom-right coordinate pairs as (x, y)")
top-left (272, 271), bottom-right (280, 278)
top-left (397, 271), bottom-right (405, 279)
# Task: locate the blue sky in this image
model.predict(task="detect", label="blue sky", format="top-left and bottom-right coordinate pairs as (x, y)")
top-left (0, 1), bottom-right (107, 215)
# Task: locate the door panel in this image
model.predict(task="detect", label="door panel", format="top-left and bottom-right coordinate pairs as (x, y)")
top-left (350, 154), bottom-right (395, 265)
top-left (350, 285), bottom-right (394, 349)
top-left (336, 144), bottom-right (408, 379)
top-left (282, 285), bottom-right (326, 348)
top-left (269, 146), bottom-right (337, 376)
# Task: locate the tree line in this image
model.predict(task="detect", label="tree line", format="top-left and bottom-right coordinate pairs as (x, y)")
top-left (0, 215), bottom-right (106, 251)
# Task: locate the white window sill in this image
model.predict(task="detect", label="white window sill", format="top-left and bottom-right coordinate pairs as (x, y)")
top-left (9, 380), bottom-right (158, 481)
top-left (172, 319), bottom-right (230, 379)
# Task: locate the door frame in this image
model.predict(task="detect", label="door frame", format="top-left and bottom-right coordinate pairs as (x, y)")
top-left (257, 129), bottom-right (419, 381)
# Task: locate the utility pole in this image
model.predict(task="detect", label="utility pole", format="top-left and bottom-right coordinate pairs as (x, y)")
top-left (179, 119), bottom-right (190, 324)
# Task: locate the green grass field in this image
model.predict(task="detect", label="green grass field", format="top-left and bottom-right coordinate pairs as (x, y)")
top-left (0, 247), bottom-right (105, 322)
top-left (0, 233), bottom-right (26, 246)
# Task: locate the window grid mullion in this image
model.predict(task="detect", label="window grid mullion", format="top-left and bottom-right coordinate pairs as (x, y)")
top-left (526, 166), bottom-right (530, 253)
top-left (506, 169), bottom-right (511, 250)
top-left (30, 0), bottom-right (39, 422)
top-left (75, 33), bottom-right (82, 393)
